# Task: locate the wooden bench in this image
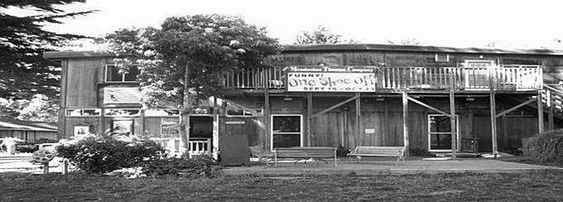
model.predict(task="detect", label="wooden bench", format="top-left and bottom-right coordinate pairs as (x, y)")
top-left (348, 146), bottom-right (406, 164)
top-left (273, 147), bottom-right (337, 167)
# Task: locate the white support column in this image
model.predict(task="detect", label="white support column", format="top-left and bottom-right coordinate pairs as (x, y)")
top-left (450, 90), bottom-right (457, 160)
top-left (212, 97), bottom-right (219, 160)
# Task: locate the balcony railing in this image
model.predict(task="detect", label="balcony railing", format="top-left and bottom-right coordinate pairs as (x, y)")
top-left (223, 65), bottom-right (542, 91)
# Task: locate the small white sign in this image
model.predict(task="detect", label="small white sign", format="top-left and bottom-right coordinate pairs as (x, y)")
top-left (365, 129), bottom-right (376, 134)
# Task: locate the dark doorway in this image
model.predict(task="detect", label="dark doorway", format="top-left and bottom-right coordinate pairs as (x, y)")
top-left (190, 116), bottom-right (212, 138)
top-left (473, 115), bottom-right (492, 152)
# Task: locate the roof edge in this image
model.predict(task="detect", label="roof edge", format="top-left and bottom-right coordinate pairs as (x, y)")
top-left (283, 44), bottom-right (563, 56)
top-left (43, 51), bottom-right (116, 59)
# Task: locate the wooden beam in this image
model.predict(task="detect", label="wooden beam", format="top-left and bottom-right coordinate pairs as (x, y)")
top-left (502, 115), bottom-right (507, 151)
top-left (407, 96), bottom-right (453, 118)
top-left (355, 93), bottom-right (361, 148)
top-left (490, 91), bottom-right (498, 158)
top-left (489, 65), bottom-right (498, 158)
top-left (264, 77), bottom-right (271, 150)
top-left (495, 98), bottom-right (536, 118)
top-left (548, 90), bottom-right (554, 130)
top-left (59, 60), bottom-right (68, 139)
top-left (307, 93), bottom-right (312, 147)
top-left (538, 90), bottom-right (544, 134)
top-left (310, 94), bottom-right (360, 119)
top-left (402, 91), bottom-right (409, 157)
top-left (450, 90), bottom-right (457, 160)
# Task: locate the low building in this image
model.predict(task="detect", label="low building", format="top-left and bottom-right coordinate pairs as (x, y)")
top-left (45, 44), bottom-right (563, 159)
top-left (0, 119), bottom-right (57, 143)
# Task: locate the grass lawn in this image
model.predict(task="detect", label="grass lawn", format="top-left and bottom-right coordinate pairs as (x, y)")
top-left (1, 170), bottom-right (563, 201)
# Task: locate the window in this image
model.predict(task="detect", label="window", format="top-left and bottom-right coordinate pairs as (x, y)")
top-left (104, 109), bottom-right (141, 117)
top-left (435, 53), bottom-right (449, 62)
top-left (105, 64), bottom-right (139, 82)
top-left (428, 115), bottom-right (459, 151)
top-left (271, 115), bottom-right (302, 149)
top-left (66, 109), bottom-right (101, 116)
top-left (225, 105), bottom-right (262, 117)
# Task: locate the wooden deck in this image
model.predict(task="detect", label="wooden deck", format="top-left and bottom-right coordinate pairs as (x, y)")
top-left (223, 65), bottom-right (542, 92)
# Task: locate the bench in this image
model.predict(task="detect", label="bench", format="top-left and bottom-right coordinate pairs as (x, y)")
top-left (348, 146), bottom-right (406, 164)
top-left (273, 147), bottom-right (337, 167)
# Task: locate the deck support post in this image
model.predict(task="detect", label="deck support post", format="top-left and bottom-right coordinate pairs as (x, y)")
top-left (449, 90), bottom-right (457, 160)
top-left (264, 75), bottom-right (271, 150)
top-left (355, 93), bottom-right (361, 149)
top-left (489, 65), bottom-right (499, 158)
top-left (490, 91), bottom-right (498, 158)
top-left (537, 90), bottom-right (544, 134)
top-left (402, 91), bottom-right (409, 157)
top-left (307, 93), bottom-right (313, 147)
top-left (547, 90), bottom-right (554, 130)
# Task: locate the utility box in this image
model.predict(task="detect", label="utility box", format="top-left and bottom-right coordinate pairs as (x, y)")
top-left (219, 118), bottom-right (252, 166)
top-left (219, 134), bottom-right (250, 166)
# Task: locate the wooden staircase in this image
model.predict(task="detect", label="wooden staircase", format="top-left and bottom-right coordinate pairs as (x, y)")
top-left (541, 84), bottom-right (563, 128)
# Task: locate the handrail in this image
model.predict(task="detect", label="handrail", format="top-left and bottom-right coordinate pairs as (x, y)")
top-left (544, 84), bottom-right (563, 95)
top-left (223, 66), bottom-right (543, 91)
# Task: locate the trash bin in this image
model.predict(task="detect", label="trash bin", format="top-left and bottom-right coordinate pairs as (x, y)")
top-left (219, 135), bottom-right (250, 166)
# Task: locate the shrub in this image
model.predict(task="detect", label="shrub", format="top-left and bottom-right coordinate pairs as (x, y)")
top-left (523, 129), bottom-right (563, 164)
top-left (56, 134), bottom-right (166, 174)
top-left (142, 155), bottom-right (222, 178)
top-left (35, 138), bottom-right (58, 144)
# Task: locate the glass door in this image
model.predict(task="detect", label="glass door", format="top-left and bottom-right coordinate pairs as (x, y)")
top-left (428, 114), bottom-right (458, 152)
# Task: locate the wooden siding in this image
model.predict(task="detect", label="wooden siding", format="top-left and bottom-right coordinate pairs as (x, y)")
top-left (65, 58), bottom-right (107, 108)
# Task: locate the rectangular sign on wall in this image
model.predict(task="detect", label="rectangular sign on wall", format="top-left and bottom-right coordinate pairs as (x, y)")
top-left (287, 72), bottom-right (376, 92)
top-left (103, 87), bottom-right (141, 104)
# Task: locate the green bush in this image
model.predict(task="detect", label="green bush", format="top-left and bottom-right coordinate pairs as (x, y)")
top-left (523, 129), bottom-right (563, 164)
top-left (524, 129), bottom-right (563, 163)
top-left (142, 155), bottom-right (222, 178)
top-left (56, 135), bottom-right (166, 174)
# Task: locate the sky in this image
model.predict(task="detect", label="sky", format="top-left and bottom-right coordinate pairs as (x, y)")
top-left (8, 0), bottom-right (563, 49)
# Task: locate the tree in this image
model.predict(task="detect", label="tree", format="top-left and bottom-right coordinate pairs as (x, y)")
top-left (0, 0), bottom-right (93, 100)
top-left (106, 14), bottom-right (281, 151)
top-left (386, 38), bottom-right (422, 45)
top-left (295, 25), bottom-right (344, 45)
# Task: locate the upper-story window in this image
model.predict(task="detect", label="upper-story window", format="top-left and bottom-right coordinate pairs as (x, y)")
top-left (435, 53), bottom-right (449, 62)
top-left (105, 64), bottom-right (139, 82)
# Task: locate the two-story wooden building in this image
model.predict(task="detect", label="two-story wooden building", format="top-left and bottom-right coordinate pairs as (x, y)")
top-left (45, 44), bottom-right (563, 159)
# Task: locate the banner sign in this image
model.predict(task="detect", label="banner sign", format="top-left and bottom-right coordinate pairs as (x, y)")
top-left (287, 72), bottom-right (376, 92)
top-left (103, 87), bottom-right (141, 104)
